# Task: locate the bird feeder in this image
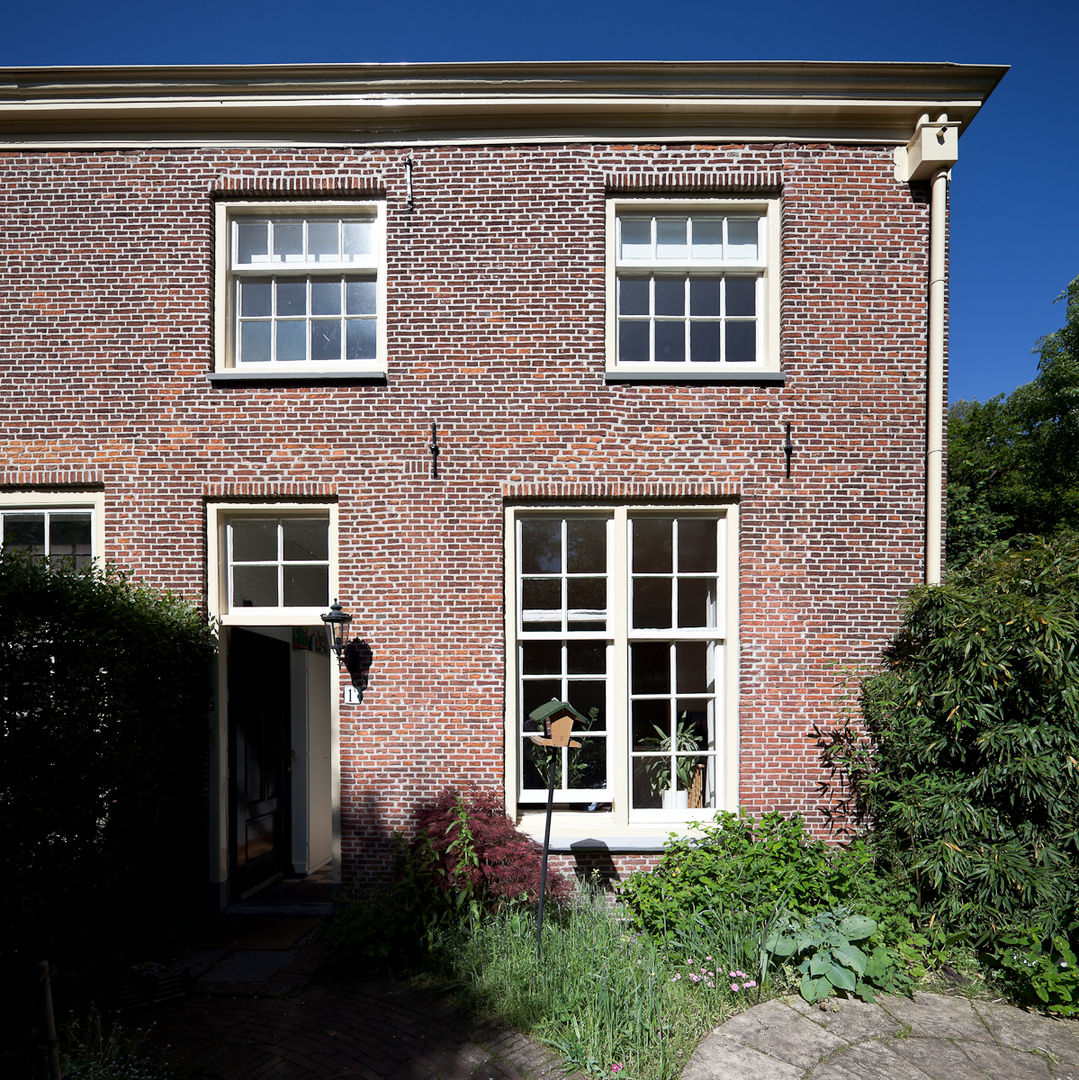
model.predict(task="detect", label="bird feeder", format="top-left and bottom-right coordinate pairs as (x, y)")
top-left (528, 698), bottom-right (586, 749)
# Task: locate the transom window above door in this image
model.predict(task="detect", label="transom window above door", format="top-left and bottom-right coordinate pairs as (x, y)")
top-left (224, 515), bottom-right (330, 615)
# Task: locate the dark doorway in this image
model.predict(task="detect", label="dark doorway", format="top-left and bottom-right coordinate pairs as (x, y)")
top-left (228, 628), bottom-right (291, 899)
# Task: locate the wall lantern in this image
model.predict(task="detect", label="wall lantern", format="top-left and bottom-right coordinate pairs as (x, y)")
top-left (321, 599), bottom-right (353, 667)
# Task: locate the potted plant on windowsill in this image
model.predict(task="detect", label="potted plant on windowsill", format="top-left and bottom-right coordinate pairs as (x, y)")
top-left (642, 717), bottom-right (702, 810)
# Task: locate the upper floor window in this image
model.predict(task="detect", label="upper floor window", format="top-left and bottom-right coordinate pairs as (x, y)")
top-left (606, 198), bottom-right (780, 379)
top-left (0, 494), bottom-right (103, 568)
top-left (215, 202), bottom-right (385, 377)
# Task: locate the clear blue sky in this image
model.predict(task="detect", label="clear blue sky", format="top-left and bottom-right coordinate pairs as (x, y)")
top-left (3, 0), bottom-right (1076, 404)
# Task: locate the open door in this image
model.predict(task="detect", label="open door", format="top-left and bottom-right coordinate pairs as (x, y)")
top-left (228, 627), bottom-right (291, 898)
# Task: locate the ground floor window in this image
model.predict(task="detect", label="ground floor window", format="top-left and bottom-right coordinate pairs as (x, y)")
top-left (0, 493), bottom-right (103, 568)
top-left (505, 504), bottom-right (738, 834)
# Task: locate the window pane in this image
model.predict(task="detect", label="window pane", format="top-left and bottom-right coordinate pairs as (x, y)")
top-left (632, 698), bottom-right (669, 751)
top-left (633, 518), bottom-right (673, 573)
top-left (654, 278), bottom-right (684, 317)
top-left (678, 518), bottom-right (717, 573)
top-left (690, 322), bottom-right (720, 364)
top-left (569, 738), bottom-right (607, 789)
top-left (566, 518), bottom-right (606, 573)
top-left (276, 321), bottom-right (307, 362)
top-left (677, 699), bottom-right (714, 749)
top-left (312, 320), bottom-right (342, 362)
top-left (276, 280), bottom-right (307, 317)
top-left (675, 641), bottom-right (711, 693)
top-left (691, 217), bottom-right (724, 259)
top-left (523, 679), bottom-right (562, 728)
top-left (727, 218), bottom-right (759, 260)
top-left (50, 514), bottom-right (92, 562)
top-left (726, 322), bottom-right (756, 364)
top-left (656, 217), bottom-right (688, 259)
top-left (283, 564), bottom-right (328, 606)
top-left (346, 280), bottom-right (377, 315)
top-left (232, 565), bottom-right (278, 608)
top-left (240, 281), bottom-right (272, 317)
top-left (235, 221), bottom-right (268, 264)
top-left (689, 278), bottom-right (721, 315)
top-left (523, 641), bottom-right (562, 675)
top-left (619, 217), bottom-right (652, 261)
top-left (311, 280), bottom-right (341, 316)
top-left (654, 322), bottom-right (684, 363)
top-left (726, 277), bottom-right (756, 317)
top-left (618, 277), bottom-right (649, 316)
top-left (272, 222), bottom-right (303, 263)
top-left (567, 577), bottom-right (606, 623)
top-left (633, 577), bottom-right (672, 628)
top-left (631, 642), bottom-right (670, 695)
top-left (568, 679), bottom-right (606, 728)
top-left (522, 577), bottom-right (561, 630)
top-left (3, 514), bottom-right (45, 555)
top-left (342, 220), bottom-right (374, 261)
top-left (618, 320), bottom-right (649, 363)
top-left (282, 519), bottom-right (328, 560)
top-left (308, 221), bottom-right (339, 261)
top-left (231, 519), bottom-right (277, 561)
top-left (677, 577), bottom-right (716, 628)
top-left (521, 519), bottom-right (561, 574)
top-left (240, 321), bottom-right (271, 362)
top-left (567, 641), bottom-right (605, 675)
top-left (345, 320), bottom-right (376, 361)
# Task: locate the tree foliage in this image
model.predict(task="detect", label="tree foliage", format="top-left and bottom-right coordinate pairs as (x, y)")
top-left (948, 276), bottom-right (1079, 568)
top-left (0, 553), bottom-right (215, 1019)
top-left (855, 532), bottom-right (1079, 941)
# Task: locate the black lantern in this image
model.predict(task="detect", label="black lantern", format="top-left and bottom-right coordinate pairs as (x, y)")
top-left (321, 599), bottom-right (353, 665)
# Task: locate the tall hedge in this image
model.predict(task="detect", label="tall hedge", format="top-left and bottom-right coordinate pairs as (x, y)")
top-left (857, 532), bottom-right (1079, 940)
top-left (0, 552), bottom-right (215, 1006)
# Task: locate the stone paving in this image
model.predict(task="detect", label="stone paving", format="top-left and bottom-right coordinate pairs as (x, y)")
top-left (684, 991), bottom-right (1079, 1080)
top-left (143, 914), bottom-right (1079, 1080)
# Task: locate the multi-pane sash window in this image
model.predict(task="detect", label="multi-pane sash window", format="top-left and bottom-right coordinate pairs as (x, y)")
top-left (607, 200), bottom-right (779, 376)
top-left (513, 509), bottom-right (730, 819)
top-left (0, 509), bottom-right (93, 568)
top-left (218, 203), bottom-right (384, 372)
top-left (226, 516), bottom-right (329, 612)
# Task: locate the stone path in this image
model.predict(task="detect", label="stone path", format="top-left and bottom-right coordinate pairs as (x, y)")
top-left (684, 991), bottom-right (1079, 1080)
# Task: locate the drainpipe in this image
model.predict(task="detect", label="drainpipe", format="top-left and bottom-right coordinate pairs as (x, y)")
top-left (895, 115), bottom-right (959, 585)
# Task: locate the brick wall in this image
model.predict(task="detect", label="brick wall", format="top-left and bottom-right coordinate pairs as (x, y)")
top-left (0, 140), bottom-right (931, 884)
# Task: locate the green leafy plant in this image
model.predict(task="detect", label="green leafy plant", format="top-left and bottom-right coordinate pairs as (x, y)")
top-left (989, 927), bottom-right (1079, 1017)
top-left (766, 909), bottom-right (904, 1003)
top-left (639, 714), bottom-right (703, 797)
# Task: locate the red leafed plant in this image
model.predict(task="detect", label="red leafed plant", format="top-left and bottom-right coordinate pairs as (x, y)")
top-left (414, 787), bottom-right (572, 913)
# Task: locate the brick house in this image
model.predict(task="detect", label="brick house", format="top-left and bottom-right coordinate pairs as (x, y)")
top-left (0, 61), bottom-right (1005, 904)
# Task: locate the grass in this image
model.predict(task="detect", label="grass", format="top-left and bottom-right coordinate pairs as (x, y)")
top-left (436, 881), bottom-right (778, 1080)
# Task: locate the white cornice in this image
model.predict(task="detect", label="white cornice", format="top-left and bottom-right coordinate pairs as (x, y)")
top-left (0, 60), bottom-right (1008, 149)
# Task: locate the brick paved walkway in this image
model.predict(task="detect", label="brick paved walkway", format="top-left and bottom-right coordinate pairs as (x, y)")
top-left (143, 915), bottom-right (575, 1080)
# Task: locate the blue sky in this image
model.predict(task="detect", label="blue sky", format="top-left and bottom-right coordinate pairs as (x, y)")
top-left (3, 0), bottom-right (1076, 404)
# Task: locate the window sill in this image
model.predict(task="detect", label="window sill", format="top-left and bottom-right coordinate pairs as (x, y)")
top-left (210, 368), bottom-right (387, 385)
top-left (605, 369), bottom-right (784, 386)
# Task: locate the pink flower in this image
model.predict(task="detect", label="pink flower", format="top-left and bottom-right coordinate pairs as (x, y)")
top-left (610, 1065), bottom-right (624, 1074)
top-left (731, 982), bottom-right (740, 992)
top-left (743, 980), bottom-right (757, 989)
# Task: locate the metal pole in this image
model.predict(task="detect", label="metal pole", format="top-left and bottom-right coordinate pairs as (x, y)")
top-left (536, 747), bottom-right (557, 959)
top-left (39, 960), bottom-right (62, 1080)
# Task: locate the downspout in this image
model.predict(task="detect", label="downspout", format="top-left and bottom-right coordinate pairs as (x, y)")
top-left (895, 114), bottom-right (959, 585)
top-left (926, 168), bottom-right (948, 585)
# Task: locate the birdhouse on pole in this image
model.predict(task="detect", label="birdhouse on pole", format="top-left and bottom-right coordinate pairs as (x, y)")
top-left (528, 699), bottom-right (585, 749)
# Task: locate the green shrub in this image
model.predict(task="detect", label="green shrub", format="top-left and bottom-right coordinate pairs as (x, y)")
top-left (617, 810), bottom-right (912, 947)
top-left (988, 925), bottom-right (1079, 1017)
top-left (854, 532), bottom-right (1079, 943)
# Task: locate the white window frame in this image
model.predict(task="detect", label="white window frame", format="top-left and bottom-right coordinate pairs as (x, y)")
top-left (214, 200), bottom-right (387, 378)
top-left (504, 503), bottom-right (740, 846)
top-left (605, 197), bottom-right (781, 378)
top-left (206, 503), bottom-right (338, 626)
top-left (0, 491), bottom-right (105, 565)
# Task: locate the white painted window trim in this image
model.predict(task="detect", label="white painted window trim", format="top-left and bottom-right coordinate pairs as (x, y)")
top-left (206, 502), bottom-right (338, 625)
top-left (504, 502), bottom-right (740, 845)
top-left (0, 490), bottom-right (105, 564)
top-left (605, 197), bottom-right (781, 378)
top-left (213, 200), bottom-right (387, 378)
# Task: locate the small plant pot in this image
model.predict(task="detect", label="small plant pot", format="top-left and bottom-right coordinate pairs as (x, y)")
top-left (662, 788), bottom-right (689, 810)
